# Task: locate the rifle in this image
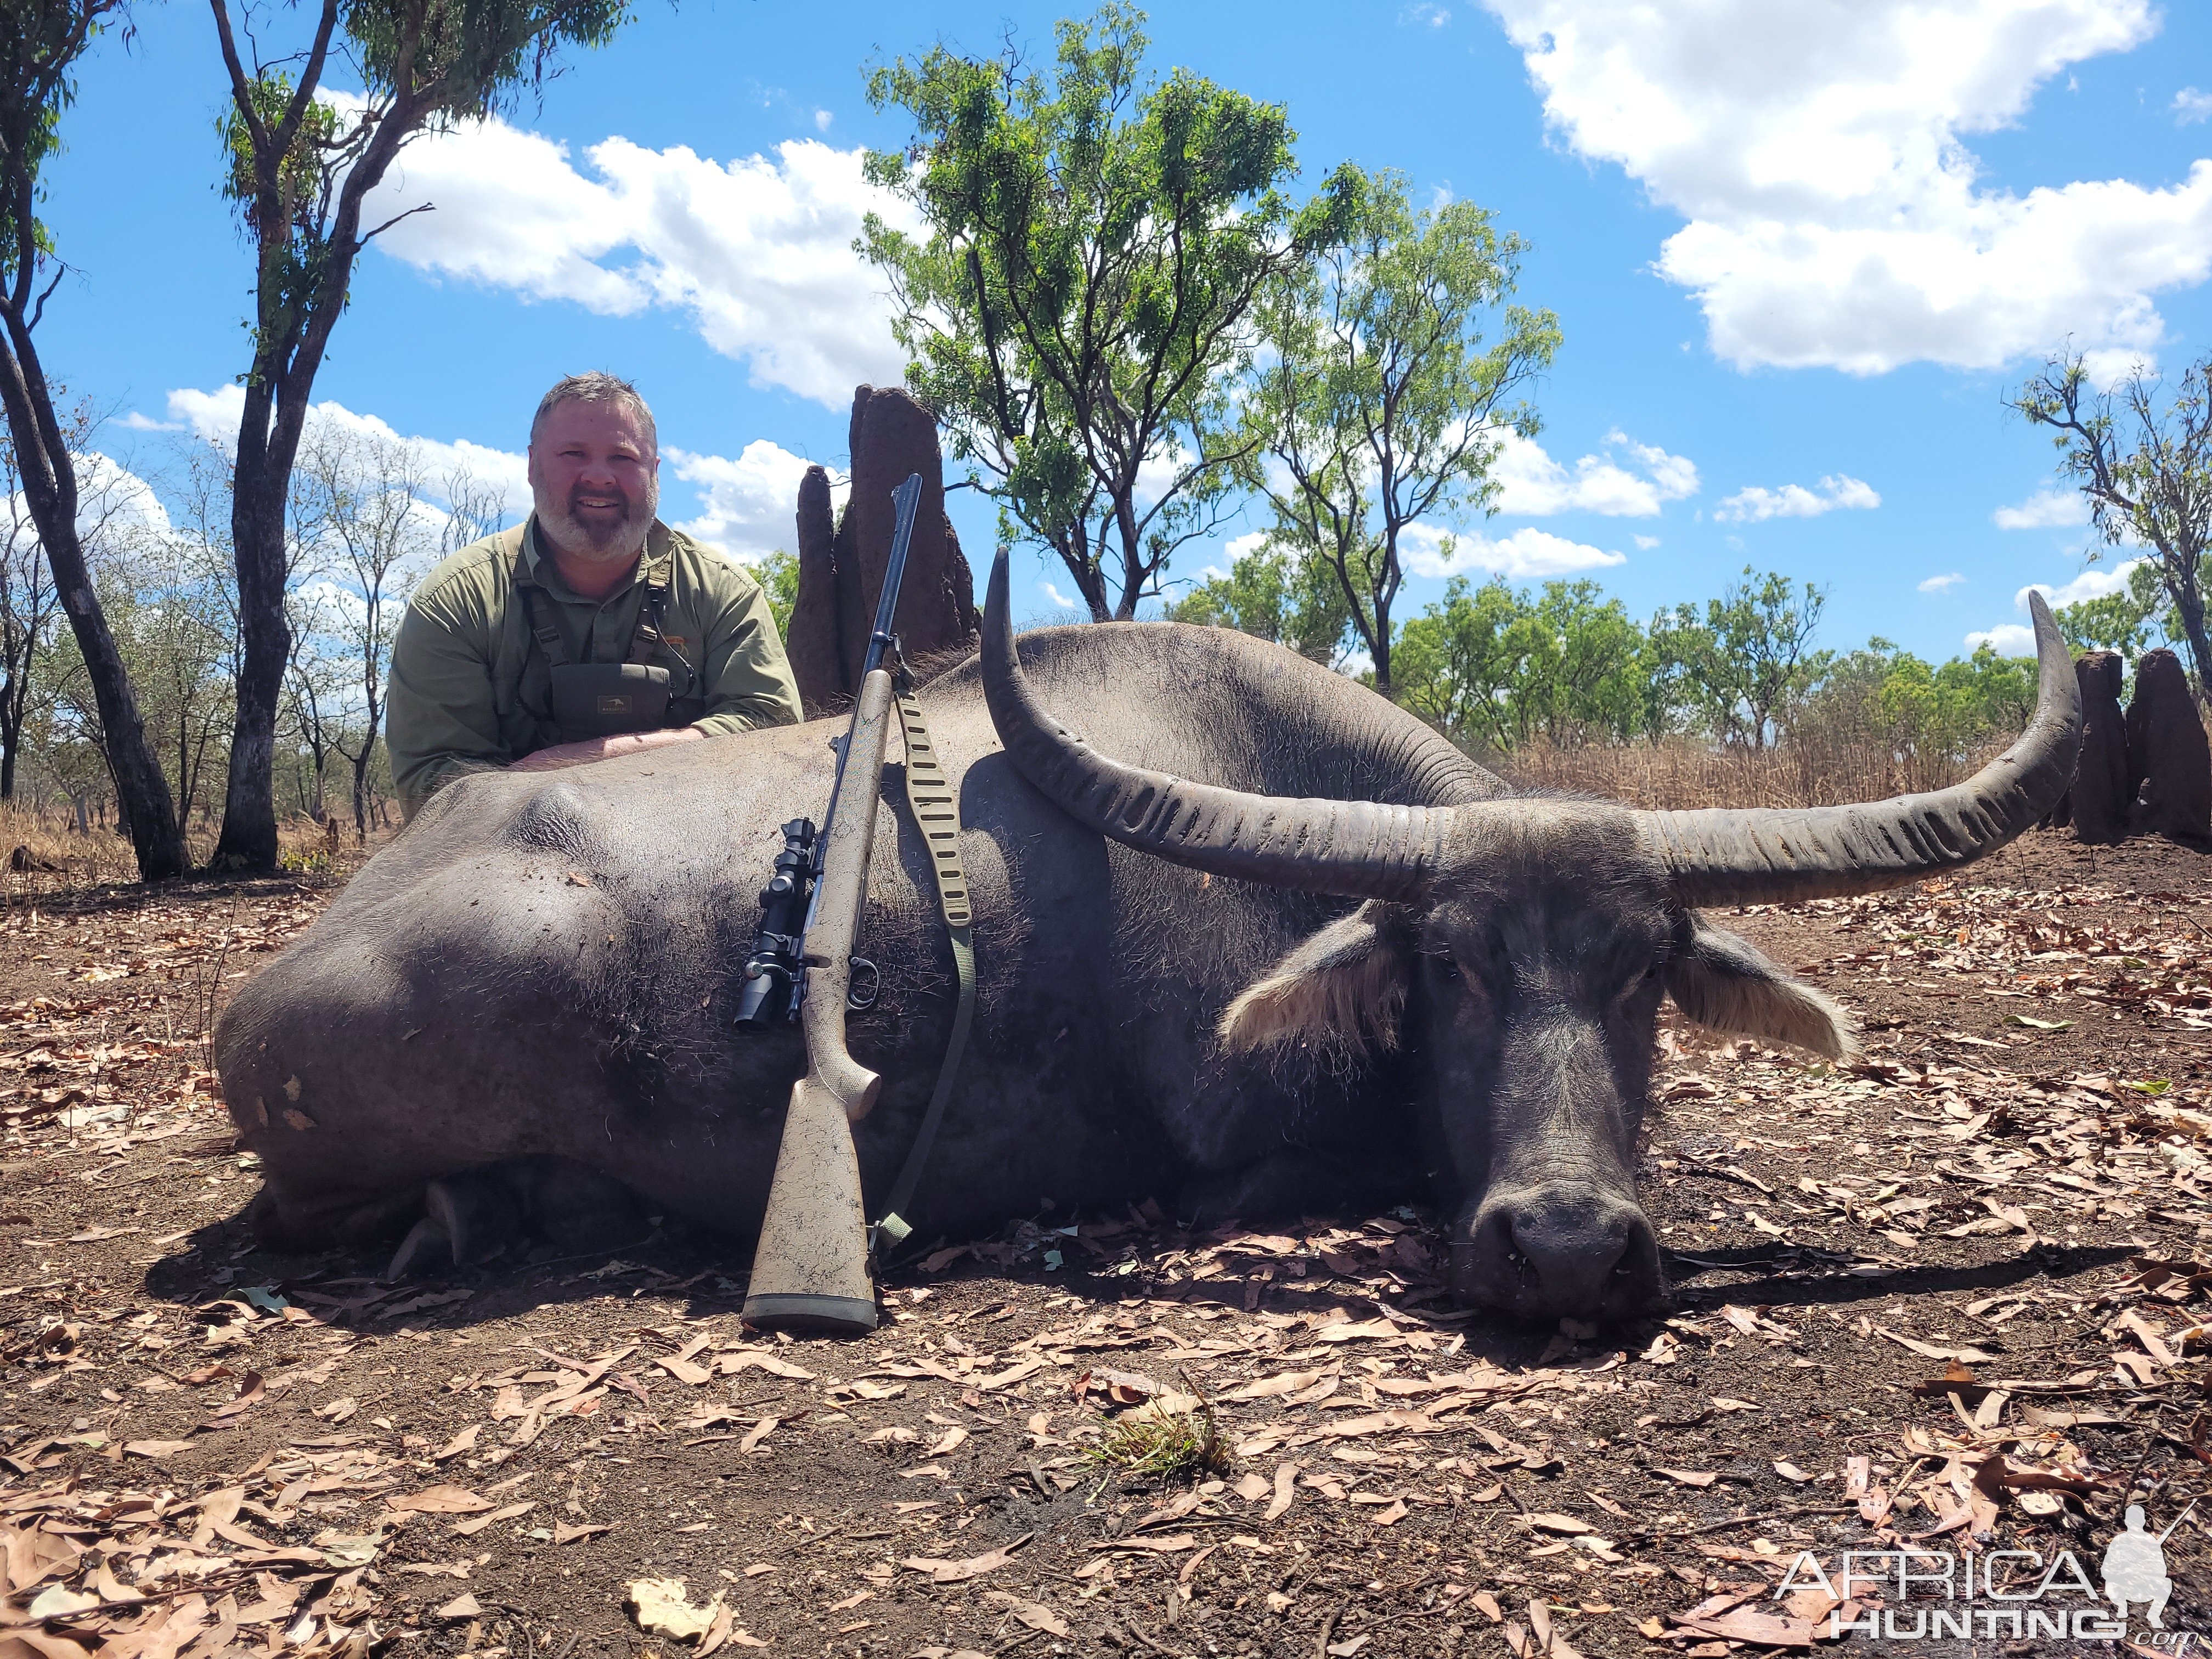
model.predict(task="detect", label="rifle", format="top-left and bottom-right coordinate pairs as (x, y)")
top-left (740, 471), bottom-right (924, 1334)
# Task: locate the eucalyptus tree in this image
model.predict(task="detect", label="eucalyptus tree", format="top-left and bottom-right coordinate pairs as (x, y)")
top-left (209, 0), bottom-right (631, 870)
top-left (861, 4), bottom-right (1358, 620)
top-left (2011, 350), bottom-right (2212, 700)
top-left (1655, 568), bottom-right (1831, 752)
top-left (0, 1), bottom-right (188, 874)
top-left (1163, 538), bottom-right (1352, 665)
top-left (1240, 168), bottom-right (1558, 699)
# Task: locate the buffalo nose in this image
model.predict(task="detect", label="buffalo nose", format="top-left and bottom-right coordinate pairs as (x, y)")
top-left (1455, 1184), bottom-right (1661, 1319)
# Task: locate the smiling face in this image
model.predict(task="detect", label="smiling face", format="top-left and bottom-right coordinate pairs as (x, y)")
top-left (528, 396), bottom-right (660, 564)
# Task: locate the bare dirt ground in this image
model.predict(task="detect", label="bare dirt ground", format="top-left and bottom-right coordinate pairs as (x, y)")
top-left (5, 828), bottom-right (2212, 1659)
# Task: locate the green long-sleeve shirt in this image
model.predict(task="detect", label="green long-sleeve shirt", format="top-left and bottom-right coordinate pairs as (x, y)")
top-left (387, 518), bottom-right (802, 816)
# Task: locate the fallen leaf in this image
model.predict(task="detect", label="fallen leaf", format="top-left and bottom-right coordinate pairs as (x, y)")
top-left (1265, 1462), bottom-right (1296, 1523)
top-left (628, 1578), bottom-right (720, 1642)
top-left (24, 1585), bottom-right (98, 1620)
top-left (433, 1424), bottom-right (481, 1461)
top-left (1656, 1469), bottom-right (1718, 1488)
top-left (386, 1485), bottom-right (494, 1515)
top-left (433, 1594), bottom-right (482, 1621)
top-left (981, 1591), bottom-right (1068, 1637)
top-left (1517, 1513), bottom-right (1594, 1535)
top-left (450, 1502), bottom-right (532, 1537)
top-left (121, 1438), bottom-right (195, 1459)
top-left (899, 1535), bottom-right (1031, 1584)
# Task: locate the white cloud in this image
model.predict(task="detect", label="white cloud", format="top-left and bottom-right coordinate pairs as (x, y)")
top-left (1967, 554), bottom-right (2154, 648)
top-left (1481, 0), bottom-right (2212, 374)
top-left (1403, 521), bottom-right (1627, 579)
top-left (1401, 1), bottom-right (1452, 24)
top-left (1919, 571), bottom-right (1965, 592)
top-left (166, 385), bottom-right (535, 518)
top-left (2177, 87), bottom-right (2212, 126)
top-left (1040, 579), bottom-right (1078, 610)
top-left (1992, 485), bottom-right (2089, 529)
top-left (358, 115), bottom-right (918, 408)
top-left (1488, 428), bottom-right (1699, 517)
top-left (1632, 533), bottom-right (1660, 550)
top-left (1965, 622), bottom-right (2037, 653)
top-left (667, 441), bottom-right (830, 563)
top-left (74, 454), bottom-right (173, 543)
top-left (1714, 474), bottom-right (1880, 523)
top-left (2022, 556), bottom-right (2151, 609)
top-left (155, 384), bottom-right (811, 562)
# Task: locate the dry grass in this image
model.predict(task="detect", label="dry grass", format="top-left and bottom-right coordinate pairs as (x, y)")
top-left (0, 802), bottom-right (374, 891)
top-left (1494, 732), bottom-right (2012, 810)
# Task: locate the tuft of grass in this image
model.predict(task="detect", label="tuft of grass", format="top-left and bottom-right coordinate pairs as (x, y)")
top-left (1081, 1393), bottom-right (1231, 1483)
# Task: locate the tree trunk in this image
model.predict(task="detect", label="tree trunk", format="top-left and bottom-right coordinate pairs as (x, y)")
top-left (352, 743), bottom-right (371, 844)
top-left (213, 389), bottom-right (291, 870)
top-left (2170, 566), bottom-right (2212, 708)
top-left (0, 336), bottom-right (187, 880)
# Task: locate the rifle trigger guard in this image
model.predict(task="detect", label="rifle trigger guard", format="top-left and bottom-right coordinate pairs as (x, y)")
top-left (845, 956), bottom-right (881, 1011)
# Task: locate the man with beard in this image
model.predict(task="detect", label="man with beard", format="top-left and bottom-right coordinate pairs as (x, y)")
top-left (387, 373), bottom-right (803, 816)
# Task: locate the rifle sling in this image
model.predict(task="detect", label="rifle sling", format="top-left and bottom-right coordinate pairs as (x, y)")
top-left (872, 686), bottom-right (975, 1252)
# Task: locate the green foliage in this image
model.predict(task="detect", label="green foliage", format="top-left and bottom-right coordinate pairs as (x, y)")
top-left (2011, 351), bottom-right (2212, 698)
top-left (1353, 565), bottom-right (2038, 766)
top-left (861, 5), bottom-right (1356, 619)
top-left (754, 548), bottom-right (799, 641)
top-left (1162, 539), bottom-right (1351, 664)
top-left (0, 2), bottom-right (122, 289)
top-left (1081, 1401), bottom-right (1229, 1483)
top-left (1241, 168), bottom-right (1559, 696)
top-left (1655, 568), bottom-right (1831, 751)
top-left (341, 0), bottom-right (630, 122)
top-left (2053, 558), bottom-right (2189, 661)
top-left (1393, 577), bottom-right (1649, 751)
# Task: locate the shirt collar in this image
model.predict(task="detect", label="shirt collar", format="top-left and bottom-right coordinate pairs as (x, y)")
top-left (521, 516), bottom-right (670, 601)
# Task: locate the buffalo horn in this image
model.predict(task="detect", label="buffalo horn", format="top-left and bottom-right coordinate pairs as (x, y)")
top-left (980, 551), bottom-right (1447, 900)
top-left (1645, 589), bottom-right (2083, 906)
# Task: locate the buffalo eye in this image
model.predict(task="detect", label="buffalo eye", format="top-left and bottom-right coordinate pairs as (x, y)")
top-left (1432, 952), bottom-right (1463, 984)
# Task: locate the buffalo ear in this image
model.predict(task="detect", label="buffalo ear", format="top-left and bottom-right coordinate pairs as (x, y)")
top-left (1218, 902), bottom-right (1414, 1057)
top-left (1666, 918), bottom-right (1858, 1060)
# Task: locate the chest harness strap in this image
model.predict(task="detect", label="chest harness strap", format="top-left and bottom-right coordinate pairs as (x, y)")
top-left (515, 544), bottom-right (679, 669)
top-left (871, 669), bottom-right (977, 1254)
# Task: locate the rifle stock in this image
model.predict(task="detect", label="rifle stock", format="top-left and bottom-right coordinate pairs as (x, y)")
top-left (741, 669), bottom-right (896, 1334)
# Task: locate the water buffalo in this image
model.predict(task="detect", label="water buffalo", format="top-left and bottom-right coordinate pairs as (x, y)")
top-left (215, 558), bottom-right (2078, 1322)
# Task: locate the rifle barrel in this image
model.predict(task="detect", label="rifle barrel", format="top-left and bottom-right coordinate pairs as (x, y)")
top-left (802, 471), bottom-right (926, 946)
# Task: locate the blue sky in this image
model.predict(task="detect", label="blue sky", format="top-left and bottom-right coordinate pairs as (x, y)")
top-left (37, 0), bottom-right (2212, 663)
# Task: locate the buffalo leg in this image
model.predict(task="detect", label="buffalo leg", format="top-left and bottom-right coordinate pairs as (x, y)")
top-left (386, 1168), bottom-right (524, 1279)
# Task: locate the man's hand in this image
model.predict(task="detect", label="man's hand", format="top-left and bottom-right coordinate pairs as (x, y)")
top-left (507, 727), bottom-right (707, 773)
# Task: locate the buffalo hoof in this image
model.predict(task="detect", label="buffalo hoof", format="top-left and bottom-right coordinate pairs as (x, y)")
top-left (1452, 1184), bottom-right (1665, 1323)
top-left (385, 1170), bottom-right (524, 1279)
top-left (385, 1157), bottom-right (650, 1280)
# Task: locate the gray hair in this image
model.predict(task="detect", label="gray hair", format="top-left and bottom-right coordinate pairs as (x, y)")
top-left (531, 372), bottom-right (657, 452)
